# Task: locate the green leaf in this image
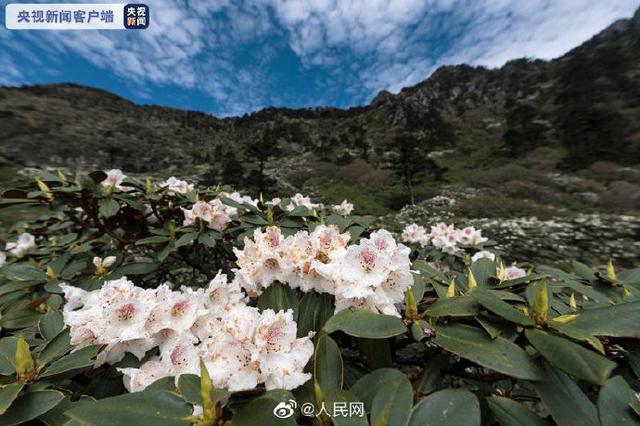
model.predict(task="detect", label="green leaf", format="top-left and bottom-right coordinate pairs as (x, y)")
top-left (323, 310), bottom-right (406, 338)
top-left (370, 377), bottom-right (413, 426)
top-left (198, 231), bottom-right (218, 248)
top-left (324, 390), bottom-right (367, 426)
top-left (37, 328), bottom-right (72, 366)
top-left (0, 263), bottom-right (47, 282)
top-left (571, 261), bottom-right (596, 281)
top-left (434, 324), bottom-right (544, 381)
top-left (135, 236), bottom-right (171, 245)
top-left (146, 377), bottom-right (178, 392)
top-left (598, 376), bottom-right (639, 426)
top-left (174, 232), bottom-right (198, 248)
top-left (568, 302), bottom-right (640, 338)
top-left (409, 389), bottom-right (480, 426)
top-left (1, 308), bottom-right (42, 329)
top-left (425, 297), bottom-right (481, 317)
top-left (112, 262), bottom-right (158, 277)
top-left (486, 395), bottom-right (547, 426)
top-left (65, 390), bottom-right (192, 426)
top-left (314, 334), bottom-right (343, 395)
top-left (525, 329), bottom-right (616, 385)
top-left (471, 258), bottom-right (496, 287)
top-left (241, 214), bottom-right (269, 225)
top-left (0, 383), bottom-right (24, 415)
top-left (37, 394), bottom-right (95, 426)
top-left (0, 390), bottom-right (64, 426)
top-left (257, 282), bottom-right (299, 318)
top-left (296, 292), bottom-right (334, 337)
top-left (177, 374), bottom-right (201, 405)
top-left (39, 311), bottom-right (65, 341)
top-left (232, 389), bottom-right (297, 426)
top-left (350, 368), bottom-right (406, 413)
top-left (285, 206), bottom-right (311, 217)
top-left (548, 321), bottom-right (604, 354)
top-left (533, 364), bottom-right (598, 426)
top-left (0, 337), bottom-right (18, 375)
top-left (41, 345), bottom-right (99, 377)
top-left (98, 199), bottom-right (120, 218)
top-left (470, 288), bottom-right (533, 326)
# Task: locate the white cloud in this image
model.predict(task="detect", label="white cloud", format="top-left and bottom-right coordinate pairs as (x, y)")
top-left (0, 0), bottom-right (637, 114)
top-left (268, 0), bottom-right (639, 100)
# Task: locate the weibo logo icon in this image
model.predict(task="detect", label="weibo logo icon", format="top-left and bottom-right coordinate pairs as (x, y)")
top-left (272, 399), bottom-right (297, 419)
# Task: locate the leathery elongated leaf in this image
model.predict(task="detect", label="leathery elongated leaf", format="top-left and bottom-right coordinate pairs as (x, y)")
top-left (568, 301), bottom-right (640, 338)
top-left (0, 390), bottom-right (64, 426)
top-left (534, 364), bottom-right (598, 426)
top-left (257, 282), bottom-right (299, 318)
top-left (0, 383), bottom-right (24, 415)
top-left (486, 395), bottom-right (547, 426)
top-left (525, 329), bottom-right (615, 385)
top-left (324, 390), bottom-right (367, 426)
top-left (65, 390), bottom-right (192, 426)
top-left (434, 324), bottom-right (544, 380)
top-left (323, 309), bottom-right (406, 338)
top-left (314, 334), bottom-right (343, 395)
top-left (425, 296), bottom-right (480, 317)
top-left (296, 292), bottom-right (333, 337)
top-left (597, 376), bottom-right (640, 426)
top-left (409, 389), bottom-right (480, 426)
top-left (350, 368), bottom-right (406, 412)
top-left (470, 288), bottom-right (533, 326)
top-left (370, 377), bottom-right (413, 426)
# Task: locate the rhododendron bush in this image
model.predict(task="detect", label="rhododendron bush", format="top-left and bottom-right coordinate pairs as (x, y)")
top-left (0, 170), bottom-right (639, 426)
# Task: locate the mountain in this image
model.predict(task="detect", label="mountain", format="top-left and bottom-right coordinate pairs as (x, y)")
top-left (1, 7), bottom-right (640, 218)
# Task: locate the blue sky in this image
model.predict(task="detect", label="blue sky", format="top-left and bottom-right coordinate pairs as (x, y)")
top-left (1, 1), bottom-right (638, 117)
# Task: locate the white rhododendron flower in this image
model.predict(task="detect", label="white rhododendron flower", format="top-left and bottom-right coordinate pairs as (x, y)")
top-left (286, 193), bottom-right (319, 211)
top-left (401, 223), bottom-right (428, 246)
top-left (119, 358), bottom-right (173, 393)
top-left (101, 169), bottom-right (126, 189)
top-left (503, 266), bottom-right (527, 280)
top-left (220, 191), bottom-right (259, 210)
top-left (6, 233), bottom-right (37, 257)
top-left (182, 200), bottom-right (231, 231)
top-left (159, 176), bottom-right (194, 195)
top-left (233, 225), bottom-right (352, 296)
top-left (471, 250), bottom-right (496, 263)
top-left (0, 251), bottom-right (6, 267)
top-left (146, 285), bottom-right (205, 334)
top-left (333, 200), bottom-right (354, 215)
top-left (233, 226), bottom-right (412, 317)
top-left (62, 274), bottom-right (314, 394)
top-left (457, 226), bottom-right (488, 246)
top-left (253, 309), bottom-right (314, 390)
top-left (401, 222), bottom-right (489, 255)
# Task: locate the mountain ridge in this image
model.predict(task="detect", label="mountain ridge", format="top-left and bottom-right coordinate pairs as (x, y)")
top-left (1, 7), bottom-right (639, 216)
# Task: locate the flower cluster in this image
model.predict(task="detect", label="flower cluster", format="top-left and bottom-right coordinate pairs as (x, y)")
top-left (60, 275), bottom-right (314, 393)
top-left (401, 222), bottom-right (488, 255)
top-left (502, 265), bottom-right (527, 280)
top-left (101, 169), bottom-right (127, 190)
top-left (5, 232), bottom-right (37, 257)
top-left (333, 200), bottom-right (354, 215)
top-left (233, 226), bottom-right (413, 316)
top-left (158, 177), bottom-right (194, 195)
top-left (286, 193), bottom-right (319, 211)
top-left (182, 192), bottom-right (257, 231)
